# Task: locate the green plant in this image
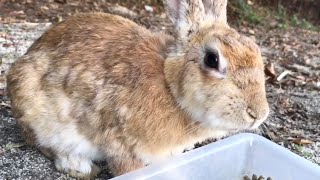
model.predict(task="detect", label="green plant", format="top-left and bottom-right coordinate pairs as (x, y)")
top-left (290, 15), bottom-right (319, 31)
top-left (271, 4), bottom-right (319, 31)
top-left (230, 0), bottom-right (263, 25)
top-left (292, 144), bottom-right (314, 159)
top-left (273, 5), bottom-right (288, 29)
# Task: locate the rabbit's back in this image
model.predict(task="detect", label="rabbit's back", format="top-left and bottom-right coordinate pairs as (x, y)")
top-left (27, 12), bottom-right (172, 90)
top-left (9, 12), bottom-right (174, 109)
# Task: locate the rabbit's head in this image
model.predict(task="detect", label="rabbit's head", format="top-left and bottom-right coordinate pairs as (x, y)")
top-left (164, 0), bottom-right (269, 132)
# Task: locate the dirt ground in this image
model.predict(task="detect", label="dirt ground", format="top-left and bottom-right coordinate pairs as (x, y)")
top-left (0, 0), bottom-right (320, 179)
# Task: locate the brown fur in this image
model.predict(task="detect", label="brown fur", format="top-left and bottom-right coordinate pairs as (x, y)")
top-left (7, 13), bottom-right (208, 177)
top-left (7, 1), bottom-right (269, 179)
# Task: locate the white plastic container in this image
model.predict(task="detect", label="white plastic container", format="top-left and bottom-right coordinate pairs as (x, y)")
top-left (112, 133), bottom-right (320, 180)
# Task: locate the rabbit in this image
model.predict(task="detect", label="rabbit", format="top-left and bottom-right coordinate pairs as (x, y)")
top-left (7, 0), bottom-right (269, 179)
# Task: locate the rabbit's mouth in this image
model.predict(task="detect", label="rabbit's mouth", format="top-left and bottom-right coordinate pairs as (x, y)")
top-left (246, 104), bottom-right (269, 129)
top-left (248, 113), bottom-right (269, 130)
top-left (203, 111), bottom-right (268, 132)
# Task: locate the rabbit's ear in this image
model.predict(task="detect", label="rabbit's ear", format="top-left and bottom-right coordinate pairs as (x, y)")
top-left (164, 0), bottom-right (227, 40)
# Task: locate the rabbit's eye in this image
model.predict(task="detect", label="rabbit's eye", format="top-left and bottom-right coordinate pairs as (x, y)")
top-left (204, 52), bottom-right (219, 69)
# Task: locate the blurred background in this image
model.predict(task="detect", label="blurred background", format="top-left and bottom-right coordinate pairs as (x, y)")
top-left (0, 0), bottom-right (319, 31)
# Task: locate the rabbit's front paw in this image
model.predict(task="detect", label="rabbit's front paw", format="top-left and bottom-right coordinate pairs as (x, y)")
top-left (54, 155), bottom-right (100, 179)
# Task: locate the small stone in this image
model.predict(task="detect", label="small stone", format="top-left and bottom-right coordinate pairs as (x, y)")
top-left (249, 35), bottom-right (256, 41)
top-left (108, 5), bottom-right (137, 18)
top-left (144, 5), bottom-right (154, 13)
top-left (248, 29), bottom-right (255, 35)
top-left (252, 174), bottom-right (258, 180)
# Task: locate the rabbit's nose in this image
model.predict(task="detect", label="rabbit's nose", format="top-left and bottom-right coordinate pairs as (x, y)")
top-left (246, 107), bottom-right (268, 120)
top-left (246, 108), bottom-right (257, 121)
top-left (246, 105), bottom-right (269, 128)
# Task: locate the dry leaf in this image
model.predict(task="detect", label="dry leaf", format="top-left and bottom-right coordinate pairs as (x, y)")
top-left (264, 62), bottom-right (276, 80)
top-left (4, 142), bottom-right (25, 150)
top-left (292, 138), bottom-right (313, 145)
top-left (277, 70), bottom-right (290, 81)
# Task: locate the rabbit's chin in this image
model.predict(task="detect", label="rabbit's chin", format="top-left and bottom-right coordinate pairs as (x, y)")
top-left (196, 115), bottom-right (254, 133)
top-left (206, 119), bottom-right (264, 133)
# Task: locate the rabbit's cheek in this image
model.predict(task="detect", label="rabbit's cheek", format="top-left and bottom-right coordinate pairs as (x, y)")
top-left (177, 95), bottom-right (206, 122)
top-left (202, 92), bottom-right (249, 131)
top-left (204, 112), bottom-right (224, 127)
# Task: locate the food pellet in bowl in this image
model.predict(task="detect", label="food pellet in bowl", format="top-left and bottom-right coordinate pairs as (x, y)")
top-left (252, 174), bottom-right (258, 180)
top-left (243, 174), bottom-right (273, 180)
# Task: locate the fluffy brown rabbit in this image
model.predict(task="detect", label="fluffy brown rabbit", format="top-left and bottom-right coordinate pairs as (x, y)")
top-left (7, 0), bottom-right (269, 179)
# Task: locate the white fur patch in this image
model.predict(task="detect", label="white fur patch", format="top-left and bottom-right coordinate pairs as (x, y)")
top-left (118, 105), bottom-right (129, 117)
top-left (30, 95), bottom-right (104, 174)
top-left (55, 155), bottom-right (93, 174)
top-left (95, 79), bottom-right (104, 86)
top-left (35, 121), bottom-right (103, 159)
top-left (59, 99), bottom-right (71, 118)
top-left (206, 113), bottom-right (223, 127)
top-left (177, 96), bottom-right (205, 124)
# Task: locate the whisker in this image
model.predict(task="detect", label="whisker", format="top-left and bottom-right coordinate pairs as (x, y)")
top-left (185, 122), bottom-right (205, 136)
